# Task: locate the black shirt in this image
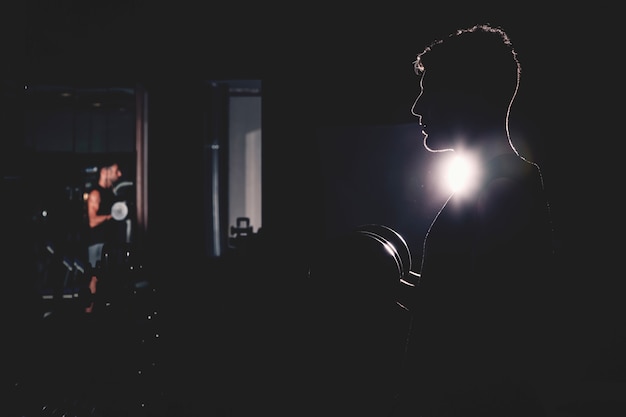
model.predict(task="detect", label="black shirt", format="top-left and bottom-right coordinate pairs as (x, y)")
top-left (399, 153), bottom-right (555, 414)
top-left (85, 184), bottom-right (117, 247)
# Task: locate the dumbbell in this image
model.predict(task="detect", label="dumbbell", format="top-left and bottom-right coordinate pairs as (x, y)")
top-left (361, 224), bottom-right (418, 305)
top-left (306, 224), bottom-right (418, 392)
top-left (354, 224), bottom-right (412, 280)
top-left (111, 201), bottom-right (129, 221)
top-left (309, 224), bottom-right (419, 311)
top-left (109, 180), bottom-right (134, 221)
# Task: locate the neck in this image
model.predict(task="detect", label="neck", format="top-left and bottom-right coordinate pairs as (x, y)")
top-left (460, 134), bottom-right (516, 163)
top-left (484, 139), bottom-right (517, 162)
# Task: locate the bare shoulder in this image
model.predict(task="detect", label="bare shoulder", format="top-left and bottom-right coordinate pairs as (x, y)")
top-left (88, 188), bottom-right (101, 202)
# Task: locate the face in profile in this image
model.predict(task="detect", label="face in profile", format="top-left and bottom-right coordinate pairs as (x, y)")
top-left (104, 164), bottom-right (123, 187)
top-left (411, 66), bottom-right (473, 153)
top-left (411, 30), bottom-right (518, 154)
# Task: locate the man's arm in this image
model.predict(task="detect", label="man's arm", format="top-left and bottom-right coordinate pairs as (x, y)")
top-left (87, 189), bottom-right (112, 228)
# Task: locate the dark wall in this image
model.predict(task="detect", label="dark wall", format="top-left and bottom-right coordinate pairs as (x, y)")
top-left (7, 4), bottom-right (619, 253)
top-left (5, 2), bottom-right (620, 287)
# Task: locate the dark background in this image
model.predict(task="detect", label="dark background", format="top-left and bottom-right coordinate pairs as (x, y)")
top-left (2, 2), bottom-right (624, 416)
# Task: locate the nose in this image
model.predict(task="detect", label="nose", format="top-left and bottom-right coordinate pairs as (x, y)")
top-left (411, 94), bottom-right (423, 122)
top-left (411, 100), bottom-right (419, 117)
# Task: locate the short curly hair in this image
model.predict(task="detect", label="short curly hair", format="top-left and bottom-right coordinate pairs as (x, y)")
top-left (414, 23), bottom-right (520, 107)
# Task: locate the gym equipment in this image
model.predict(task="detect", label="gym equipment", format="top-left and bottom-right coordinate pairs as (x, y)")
top-left (110, 181), bottom-right (134, 242)
top-left (113, 180), bottom-right (134, 198)
top-left (38, 249), bottom-right (92, 316)
top-left (305, 224), bottom-right (417, 404)
top-left (228, 217), bottom-right (258, 251)
top-left (354, 224), bottom-right (419, 311)
top-left (230, 217), bottom-right (254, 237)
top-left (111, 201), bottom-right (128, 221)
top-left (110, 181), bottom-right (134, 221)
top-left (354, 224), bottom-right (412, 280)
top-left (309, 224), bottom-right (418, 310)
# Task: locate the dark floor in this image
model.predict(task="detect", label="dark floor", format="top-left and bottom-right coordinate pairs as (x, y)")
top-left (4, 245), bottom-right (319, 417)
top-left (5, 243), bottom-right (626, 417)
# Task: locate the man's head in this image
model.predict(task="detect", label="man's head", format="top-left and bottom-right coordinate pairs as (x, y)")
top-left (411, 24), bottom-right (521, 152)
top-left (100, 162), bottom-right (122, 188)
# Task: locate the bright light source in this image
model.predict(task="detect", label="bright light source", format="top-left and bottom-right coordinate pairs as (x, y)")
top-left (446, 155), bottom-right (470, 192)
top-left (440, 152), bottom-right (481, 196)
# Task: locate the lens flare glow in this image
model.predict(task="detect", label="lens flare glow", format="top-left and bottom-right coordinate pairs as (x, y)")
top-left (441, 152), bottom-right (481, 196)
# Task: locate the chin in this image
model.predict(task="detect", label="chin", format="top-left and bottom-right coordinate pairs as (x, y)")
top-left (424, 138), bottom-right (454, 153)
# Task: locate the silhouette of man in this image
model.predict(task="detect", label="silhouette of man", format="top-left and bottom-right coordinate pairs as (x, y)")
top-left (393, 24), bottom-right (555, 416)
top-left (84, 160), bottom-right (123, 313)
